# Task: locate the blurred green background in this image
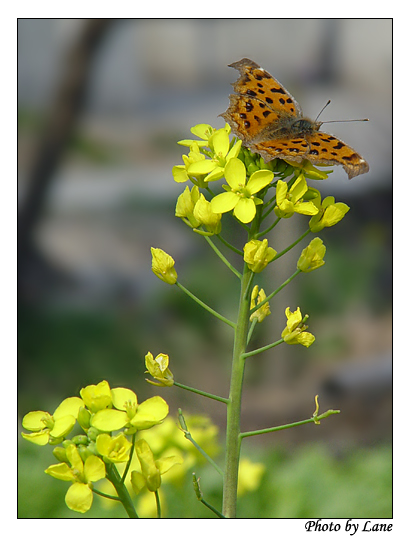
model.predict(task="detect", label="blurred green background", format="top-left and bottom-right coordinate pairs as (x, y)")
top-left (18, 19), bottom-right (392, 518)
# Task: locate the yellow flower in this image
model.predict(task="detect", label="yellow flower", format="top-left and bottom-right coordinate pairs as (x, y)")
top-left (186, 127), bottom-right (242, 183)
top-left (80, 380), bottom-right (112, 414)
top-left (297, 237), bottom-right (326, 272)
top-left (250, 286), bottom-right (271, 323)
top-left (21, 397), bottom-right (85, 446)
top-left (309, 193), bottom-right (350, 232)
top-left (172, 142), bottom-right (208, 184)
top-left (274, 176), bottom-right (319, 219)
top-left (145, 352), bottom-right (174, 387)
top-left (177, 123), bottom-right (216, 148)
top-left (211, 158), bottom-right (273, 224)
top-left (151, 247), bottom-right (178, 285)
top-left (96, 433), bottom-right (133, 463)
top-left (244, 239), bottom-right (276, 273)
top-left (175, 185), bottom-right (201, 228)
top-left (281, 307), bottom-right (315, 347)
top-left (45, 444), bottom-right (105, 513)
top-left (193, 193), bottom-right (222, 235)
top-left (131, 439), bottom-right (183, 493)
top-left (90, 387), bottom-right (169, 433)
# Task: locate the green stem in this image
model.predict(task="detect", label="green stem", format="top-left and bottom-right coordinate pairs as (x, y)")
top-left (92, 489), bottom-right (122, 502)
top-left (222, 264), bottom-right (253, 518)
top-left (105, 463), bottom-right (138, 518)
top-left (272, 229), bottom-right (311, 262)
top-left (174, 381), bottom-right (229, 404)
top-left (204, 235), bottom-right (242, 279)
top-left (215, 233), bottom-right (244, 257)
top-left (221, 205), bottom-right (264, 518)
top-left (200, 498), bottom-right (226, 518)
top-left (239, 410), bottom-right (341, 440)
top-left (242, 338), bottom-right (284, 359)
top-left (178, 409), bottom-right (224, 477)
top-left (247, 318), bottom-right (258, 344)
top-left (176, 281), bottom-right (236, 329)
top-left (192, 472), bottom-right (225, 518)
top-left (256, 215), bottom-right (280, 237)
top-left (250, 269), bottom-right (301, 314)
top-left (155, 490), bottom-right (161, 518)
top-left (121, 432), bottom-right (136, 484)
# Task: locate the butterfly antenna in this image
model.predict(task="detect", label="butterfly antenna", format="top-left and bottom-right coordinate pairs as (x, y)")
top-left (315, 100), bottom-right (332, 122)
top-left (321, 118), bottom-right (369, 124)
top-left (315, 100), bottom-right (369, 124)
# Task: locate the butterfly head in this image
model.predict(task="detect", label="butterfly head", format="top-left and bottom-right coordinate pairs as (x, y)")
top-left (290, 118), bottom-right (321, 135)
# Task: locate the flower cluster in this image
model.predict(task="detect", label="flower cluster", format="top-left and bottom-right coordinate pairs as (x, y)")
top-left (281, 307), bottom-right (315, 348)
top-left (171, 123), bottom-right (349, 234)
top-left (21, 380), bottom-right (173, 513)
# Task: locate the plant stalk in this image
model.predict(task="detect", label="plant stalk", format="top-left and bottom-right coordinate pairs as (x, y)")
top-left (105, 463), bottom-right (138, 518)
top-left (222, 265), bottom-right (253, 518)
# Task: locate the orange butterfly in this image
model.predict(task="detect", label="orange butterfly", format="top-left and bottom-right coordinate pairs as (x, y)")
top-left (221, 58), bottom-right (369, 179)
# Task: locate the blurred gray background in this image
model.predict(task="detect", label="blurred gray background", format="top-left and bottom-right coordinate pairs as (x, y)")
top-left (18, 19), bottom-right (392, 517)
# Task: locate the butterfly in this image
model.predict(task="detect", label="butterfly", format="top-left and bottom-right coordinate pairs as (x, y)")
top-left (221, 58), bottom-right (369, 179)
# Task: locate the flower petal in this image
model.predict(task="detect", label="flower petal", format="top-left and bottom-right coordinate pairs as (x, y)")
top-left (84, 455), bottom-right (106, 482)
top-left (294, 201), bottom-right (319, 216)
top-left (188, 160), bottom-right (217, 175)
top-left (190, 123), bottom-right (213, 140)
top-left (91, 408), bottom-right (129, 432)
top-left (224, 158), bottom-right (246, 189)
top-left (246, 170), bottom-right (273, 194)
top-left (21, 430), bottom-right (50, 445)
top-left (111, 388), bottom-right (137, 411)
top-left (297, 332), bottom-right (316, 348)
top-left (53, 397), bottom-right (84, 421)
top-left (172, 165), bottom-right (189, 183)
top-left (22, 411), bottom-right (50, 432)
top-left (209, 129), bottom-right (230, 156)
top-left (65, 482), bottom-right (93, 513)
top-left (234, 198), bottom-right (256, 224)
top-left (45, 462), bottom-right (75, 482)
top-left (289, 176), bottom-right (308, 201)
top-left (130, 470), bottom-right (146, 494)
top-left (80, 380), bottom-right (112, 413)
top-left (275, 180), bottom-right (288, 204)
top-left (130, 396), bottom-right (169, 430)
top-left (156, 455), bottom-right (183, 475)
top-left (226, 140), bottom-right (242, 161)
top-left (49, 415), bottom-right (76, 439)
top-left (211, 191), bottom-right (239, 214)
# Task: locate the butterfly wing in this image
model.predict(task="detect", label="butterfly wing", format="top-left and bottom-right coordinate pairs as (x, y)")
top-left (222, 58), bottom-right (369, 179)
top-left (221, 58), bottom-right (302, 146)
top-left (255, 131), bottom-right (369, 179)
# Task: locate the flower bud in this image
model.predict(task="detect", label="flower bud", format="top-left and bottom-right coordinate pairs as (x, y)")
top-left (151, 248), bottom-right (178, 285)
top-left (281, 307), bottom-right (315, 348)
top-left (134, 439), bottom-right (162, 492)
top-left (175, 185), bottom-right (200, 228)
top-left (145, 351), bottom-right (174, 387)
top-left (250, 286), bottom-right (271, 323)
top-left (77, 407), bottom-right (91, 431)
top-left (71, 434), bottom-right (89, 446)
top-left (87, 427), bottom-right (100, 442)
top-left (297, 237), bottom-right (326, 272)
top-left (52, 446), bottom-right (69, 463)
top-left (244, 239), bottom-right (276, 273)
top-left (80, 380), bottom-right (112, 413)
top-left (309, 196), bottom-right (350, 232)
top-left (193, 194), bottom-right (221, 235)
